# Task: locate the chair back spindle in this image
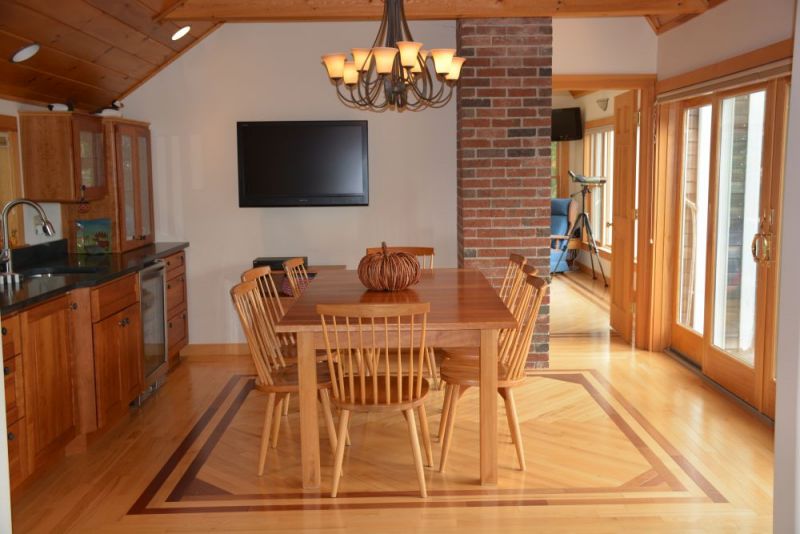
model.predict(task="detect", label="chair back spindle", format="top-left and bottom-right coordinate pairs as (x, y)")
top-left (231, 280), bottom-right (286, 387)
top-left (318, 303), bottom-right (430, 408)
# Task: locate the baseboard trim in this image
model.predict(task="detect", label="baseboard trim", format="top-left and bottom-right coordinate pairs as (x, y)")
top-left (182, 343), bottom-right (249, 358)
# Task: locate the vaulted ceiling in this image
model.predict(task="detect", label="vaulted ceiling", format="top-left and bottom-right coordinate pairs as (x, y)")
top-left (0, 0), bottom-right (725, 111)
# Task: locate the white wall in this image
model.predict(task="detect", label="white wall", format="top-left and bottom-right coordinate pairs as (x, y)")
top-left (553, 18), bottom-right (658, 74)
top-left (774, 6), bottom-right (800, 531)
top-left (0, 98), bottom-right (63, 247)
top-left (657, 0), bottom-right (796, 78)
top-left (124, 22), bottom-right (457, 344)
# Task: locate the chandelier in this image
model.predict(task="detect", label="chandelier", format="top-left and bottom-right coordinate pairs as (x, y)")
top-left (321, 0), bottom-right (465, 111)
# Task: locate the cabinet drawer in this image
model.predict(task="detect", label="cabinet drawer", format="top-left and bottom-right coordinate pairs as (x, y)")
top-left (91, 273), bottom-right (139, 321)
top-left (7, 418), bottom-right (27, 490)
top-left (1, 314), bottom-right (20, 359)
top-left (166, 272), bottom-right (186, 313)
top-left (168, 308), bottom-right (187, 351)
top-left (164, 251), bottom-right (185, 277)
top-left (4, 355), bottom-right (24, 424)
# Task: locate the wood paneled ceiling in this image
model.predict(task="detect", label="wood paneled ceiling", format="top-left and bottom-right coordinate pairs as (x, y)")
top-left (0, 0), bottom-right (723, 111)
top-left (0, 0), bottom-right (220, 111)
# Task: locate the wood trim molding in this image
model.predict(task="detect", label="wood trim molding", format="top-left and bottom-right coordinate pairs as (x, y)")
top-left (656, 39), bottom-right (794, 95)
top-left (579, 242), bottom-right (612, 261)
top-left (553, 75), bottom-right (657, 92)
top-left (585, 117), bottom-right (615, 131)
top-left (182, 343), bottom-right (249, 357)
top-left (164, 0), bottom-right (709, 21)
top-left (0, 115), bottom-right (18, 131)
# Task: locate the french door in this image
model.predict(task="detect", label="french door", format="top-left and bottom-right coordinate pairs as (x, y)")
top-left (671, 79), bottom-right (788, 414)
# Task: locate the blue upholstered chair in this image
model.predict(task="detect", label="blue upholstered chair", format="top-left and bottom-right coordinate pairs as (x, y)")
top-left (550, 198), bottom-right (578, 274)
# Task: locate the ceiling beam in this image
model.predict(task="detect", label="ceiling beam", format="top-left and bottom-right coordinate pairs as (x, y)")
top-left (163, 0), bottom-right (710, 22)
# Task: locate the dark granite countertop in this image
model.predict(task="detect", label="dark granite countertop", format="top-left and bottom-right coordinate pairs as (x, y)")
top-left (0, 241), bottom-right (189, 315)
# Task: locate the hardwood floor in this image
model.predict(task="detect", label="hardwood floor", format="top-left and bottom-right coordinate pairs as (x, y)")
top-left (551, 271), bottom-right (612, 337)
top-left (10, 278), bottom-right (773, 532)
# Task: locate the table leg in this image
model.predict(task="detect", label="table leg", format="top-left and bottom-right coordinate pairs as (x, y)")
top-left (297, 331), bottom-right (321, 489)
top-left (480, 328), bottom-right (498, 485)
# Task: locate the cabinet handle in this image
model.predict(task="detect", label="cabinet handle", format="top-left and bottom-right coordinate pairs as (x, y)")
top-left (7, 432), bottom-right (14, 441)
top-left (1, 327), bottom-right (6, 336)
top-left (167, 284), bottom-right (171, 290)
top-left (3, 366), bottom-right (10, 376)
top-left (168, 322), bottom-right (173, 329)
top-left (70, 302), bottom-right (78, 311)
top-left (119, 319), bottom-right (126, 327)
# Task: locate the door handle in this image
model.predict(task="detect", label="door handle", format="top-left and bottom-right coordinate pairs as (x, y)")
top-left (751, 233), bottom-right (761, 262)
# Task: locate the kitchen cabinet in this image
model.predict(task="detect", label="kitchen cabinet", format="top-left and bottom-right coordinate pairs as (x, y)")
top-left (19, 112), bottom-right (106, 202)
top-left (115, 123), bottom-right (155, 252)
top-left (2, 312), bottom-right (28, 491)
top-left (20, 295), bottom-right (76, 473)
top-left (165, 250), bottom-right (189, 367)
top-left (93, 303), bottom-right (143, 428)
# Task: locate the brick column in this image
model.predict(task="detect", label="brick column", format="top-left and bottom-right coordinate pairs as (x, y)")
top-left (456, 18), bottom-right (552, 365)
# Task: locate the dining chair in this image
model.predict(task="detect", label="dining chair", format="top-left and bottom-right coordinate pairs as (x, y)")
top-left (231, 280), bottom-right (339, 476)
top-left (436, 253), bottom-right (530, 440)
top-left (366, 246), bottom-right (438, 387)
top-left (283, 257), bottom-right (310, 297)
top-left (318, 302), bottom-right (434, 498)
top-left (437, 270), bottom-right (548, 473)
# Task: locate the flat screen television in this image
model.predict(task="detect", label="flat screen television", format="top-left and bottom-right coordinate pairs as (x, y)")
top-left (237, 120), bottom-right (369, 207)
top-left (551, 107), bottom-right (583, 141)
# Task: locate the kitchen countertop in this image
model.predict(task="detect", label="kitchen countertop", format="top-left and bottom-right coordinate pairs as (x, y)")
top-left (0, 242), bottom-right (189, 315)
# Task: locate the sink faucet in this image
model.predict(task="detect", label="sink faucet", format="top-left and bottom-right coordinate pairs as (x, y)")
top-left (0, 199), bottom-right (56, 278)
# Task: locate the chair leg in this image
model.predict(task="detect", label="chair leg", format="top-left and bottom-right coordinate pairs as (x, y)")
top-left (438, 385), bottom-right (461, 473)
top-left (270, 395), bottom-right (284, 449)
top-left (426, 347), bottom-right (439, 389)
top-left (331, 409), bottom-right (351, 498)
top-left (258, 393), bottom-right (276, 476)
top-left (319, 389), bottom-right (338, 455)
top-left (283, 393), bottom-right (290, 416)
top-left (498, 388), bottom-right (514, 444)
top-left (502, 387), bottom-right (526, 471)
top-left (438, 383), bottom-right (453, 442)
top-left (404, 409), bottom-right (428, 498)
top-left (416, 404), bottom-right (434, 467)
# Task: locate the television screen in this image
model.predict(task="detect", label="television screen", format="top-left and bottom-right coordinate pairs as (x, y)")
top-left (237, 120), bottom-right (369, 207)
top-left (551, 108), bottom-right (583, 141)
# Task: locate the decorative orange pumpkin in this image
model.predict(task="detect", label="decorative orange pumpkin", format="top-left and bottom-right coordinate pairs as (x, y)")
top-left (358, 242), bottom-right (421, 291)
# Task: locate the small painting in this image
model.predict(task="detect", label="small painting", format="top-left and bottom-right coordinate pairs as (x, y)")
top-left (76, 218), bottom-right (112, 254)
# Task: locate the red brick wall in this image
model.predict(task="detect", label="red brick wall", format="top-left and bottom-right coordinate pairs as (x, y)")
top-left (456, 18), bottom-right (552, 365)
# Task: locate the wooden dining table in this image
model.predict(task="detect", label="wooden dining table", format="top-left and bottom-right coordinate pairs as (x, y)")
top-left (274, 268), bottom-right (517, 489)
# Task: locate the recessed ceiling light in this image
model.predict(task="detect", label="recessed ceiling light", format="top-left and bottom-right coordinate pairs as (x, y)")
top-left (171, 26), bottom-right (191, 41)
top-left (11, 43), bottom-right (40, 63)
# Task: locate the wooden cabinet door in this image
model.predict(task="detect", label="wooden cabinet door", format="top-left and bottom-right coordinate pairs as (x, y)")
top-left (71, 114), bottom-right (106, 201)
top-left (92, 309), bottom-right (124, 429)
top-left (115, 124), bottom-right (154, 252)
top-left (93, 304), bottom-right (143, 428)
top-left (20, 296), bottom-right (75, 470)
top-left (120, 304), bottom-right (143, 404)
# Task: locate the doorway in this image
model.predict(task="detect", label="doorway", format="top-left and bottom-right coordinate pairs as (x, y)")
top-left (550, 76), bottom-right (655, 342)
top-left (668, 78), bottom-right (789, 416)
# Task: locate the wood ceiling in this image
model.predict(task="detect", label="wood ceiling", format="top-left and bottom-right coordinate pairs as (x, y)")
top-left (0, 0), bottom-right (723, 111)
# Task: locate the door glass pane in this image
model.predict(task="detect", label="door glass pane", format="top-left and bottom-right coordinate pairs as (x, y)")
top-left (137, 136), bottom-right (151, 237)
top-left (551, 141), bottom-right (559, 198)
top-left (677, 105), bottom-right (712, 333)
top-left (121, 135), bottom-right (136, 240)
top-left (712, 90), bottom-right (766, 366)
top-left (79, 131), bottom-right (96, 188)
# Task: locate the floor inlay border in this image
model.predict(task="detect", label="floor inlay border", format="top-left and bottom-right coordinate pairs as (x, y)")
top-left (129, 370), bottom-right (726, 515)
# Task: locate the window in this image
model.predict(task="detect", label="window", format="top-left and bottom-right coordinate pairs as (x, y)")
top-left (583, 127), bottom-right (614, 248)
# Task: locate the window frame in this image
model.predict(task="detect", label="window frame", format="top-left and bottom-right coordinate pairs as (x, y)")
top-left (582, 122), bottom-right (615, 249)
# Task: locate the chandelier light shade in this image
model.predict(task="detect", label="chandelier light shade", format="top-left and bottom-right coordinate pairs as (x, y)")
top-left (321, 0), bottom-right (465, 111)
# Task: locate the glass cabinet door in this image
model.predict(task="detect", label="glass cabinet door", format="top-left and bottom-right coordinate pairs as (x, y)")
top-left (72, 115), bottom-right (106, 201)
top-left (115, 123), bottom-right (154, 251)
top-left (136, 132), bottom-right (154, 244)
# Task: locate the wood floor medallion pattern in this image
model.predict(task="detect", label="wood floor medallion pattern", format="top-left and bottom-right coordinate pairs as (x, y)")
top-left (128, 370), bottom-right (725, 515)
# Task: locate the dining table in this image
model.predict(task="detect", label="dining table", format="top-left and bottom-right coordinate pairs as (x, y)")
top-left (274, 268), bottom-right (517, 489)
